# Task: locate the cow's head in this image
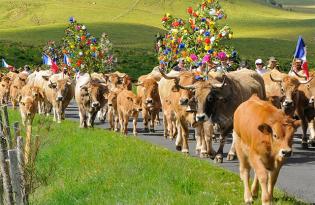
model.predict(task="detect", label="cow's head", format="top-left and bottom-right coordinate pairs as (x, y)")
top-left (270, 74), bottom-right (313, 112)
top-left (48, 79), bottom-right (72, 102)
top-left (0, 77), bottom-right (11, 103)
top-left (178, 76), bottom-right (229, 123)
top-left (136, 78), bottom-right (159, 108)
top-left (107, 92), bottom-right (118, 107)
top-left (160, 69), bottom-right (195, 107)
top-left (258, 117), bottom-right (301, 161)
top-left (80, 81), bottom-right (107, 109)
top-left (20, 96), bottom-right (37, 117)
top-left (129, 96), bottom-right (142, 112)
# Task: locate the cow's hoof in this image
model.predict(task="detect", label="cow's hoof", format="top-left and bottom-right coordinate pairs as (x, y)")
top-left (214, 154), bottom-right (223, 163)
top-left (181, 149), bottom-right (189, 154)
top-left (200, 152), bottom-right (209, 158)
top-left (301, 142), bottom-right (309, 149)
top-left (149, 129), bottom-right (155, 133)
top-left (176, 145), bottom-right (182, 151)
top-left (245, 199), bottom-right (253, 205)
top-left (133, 132), bottom-right (137, 136)
top-left (308, 139), bottom-right (315, 147)
top-left (226, 153), bottom-right (236, 161)
top-left (195, 149), bottom-right (200, 155)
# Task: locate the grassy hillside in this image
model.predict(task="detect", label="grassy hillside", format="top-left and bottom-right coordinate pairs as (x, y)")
top-left (0, 0), bottom-right (315, 77)
top-left (7, 109), bottom-right (307, 205)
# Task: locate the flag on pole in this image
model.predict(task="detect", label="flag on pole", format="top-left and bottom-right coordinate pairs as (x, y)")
top-left (42, 54), bottom-right (52, 65)
top-left (2, 59), bottom-right (14, 71)
top-left (63, 54), bottom-right (71, 66)
top-left (294, 36), bottom-right (309, 79)
top-left (51, 61), bottom-right (59, 73)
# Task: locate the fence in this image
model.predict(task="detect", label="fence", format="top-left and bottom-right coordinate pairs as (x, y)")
top-left (0, 105), bottom-right (29, 205)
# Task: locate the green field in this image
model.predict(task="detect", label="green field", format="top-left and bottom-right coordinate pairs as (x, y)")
top-left (0, 0), bottom-right (315, 77)
top-left (6, 109), bottom-right (307, 204)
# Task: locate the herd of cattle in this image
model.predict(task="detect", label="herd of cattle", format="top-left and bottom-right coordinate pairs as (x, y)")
top-left (0, 66), bottom-right (314, 204)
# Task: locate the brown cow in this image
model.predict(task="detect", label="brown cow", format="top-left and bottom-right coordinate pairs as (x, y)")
top-left (269, 74), bottom-right (313, 148)
top-left (178, 69), bottom-right (266, 162)
top-left (106, 71), bottom-right (132, 91)
top-left (158, 70), bottom-right (197, 153)
top-left (136, 75), bottom-right (161, 132)
top-left (44, 74), bottom-right (74, 123)
top-left (0, 76), bottom-right (11, 104)
top-left (106, 88), bottom-right (121, 131)
top-left (117, 89), bottom-right (142, 136)
top-left (233, 95), bottom-right (300, 204)
top-left (10, 72), bottom-right (28, 109)
top-left (75, 73), bottom-right (108, 128)
top-left (19, 95), bottom-right (38, 126)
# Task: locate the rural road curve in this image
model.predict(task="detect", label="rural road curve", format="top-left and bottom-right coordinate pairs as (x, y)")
top-left (65, 101), bottom-right (315, 204)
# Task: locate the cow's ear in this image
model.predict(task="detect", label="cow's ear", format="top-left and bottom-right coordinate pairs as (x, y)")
top-left (127, 97), bottom-right (133, 102)
top-left (171, 85), bottom-right (179, 92)
top-left (293, 120), bottom-right (301, 129)
top-left (258, 123), bottom-right (272, 135)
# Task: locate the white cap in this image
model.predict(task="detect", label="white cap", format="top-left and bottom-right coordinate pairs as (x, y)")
top-left (255, 59), bottom-right (263, 65)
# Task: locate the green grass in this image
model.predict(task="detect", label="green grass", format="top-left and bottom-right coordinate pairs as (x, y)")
top-left (6, 109), bottom-right (307, 205)
top-left (1, 0), bottom-right (315, 76)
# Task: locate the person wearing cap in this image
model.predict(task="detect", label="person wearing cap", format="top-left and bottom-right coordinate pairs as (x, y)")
top-left (172, 58), bottom-right (185, 72)
top-left (267, 57), bottom-right (279, 70)
top-left (21, 65), bottom-right (32, 75)
top-left (255, 59), bottom-right (268, 75)
top-left (289, 58), bottom-right (306, 78)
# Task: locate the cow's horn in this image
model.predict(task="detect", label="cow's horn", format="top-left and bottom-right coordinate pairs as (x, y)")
top-left (292, 69), bottom-right (307, 79)
top-left (299, 77), bottom-right (314, 84)
top-left (159, 68), bottom-right (179, 81)
top-left (177, 84), bottom-right (196, 90)
top-left (213, 77), bottom-right (226, 88)
top-left (135, 81), bottom-right (144, 86)
top-left (270, 73), bottom-right (282, 83)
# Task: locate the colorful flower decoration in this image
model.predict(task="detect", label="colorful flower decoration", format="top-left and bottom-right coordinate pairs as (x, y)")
top-left (157, 0), bottom-right (235, 70)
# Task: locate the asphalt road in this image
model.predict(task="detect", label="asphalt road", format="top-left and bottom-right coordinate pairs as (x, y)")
top-left (65, 102), bottom-right (315, 204)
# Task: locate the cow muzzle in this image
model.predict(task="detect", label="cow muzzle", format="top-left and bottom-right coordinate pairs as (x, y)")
top-left (279, 149), bottom-right (292, 158)
top-left (146, 98), bottom-right (153, 104)
top-left (92, 101), bottom-right (100, 108)
top-left (26, 112), bottom-right (32, 117)
top-left (108, 103), bottom-right (113, 107)
top-left (179, 98), bottom-right (189, 106)
top-left (196, 113), bottom-right (207, 122)
top-left (56, 96), bottom-right (64, 101)
top-left (282, 100), bottom-right (294, 108)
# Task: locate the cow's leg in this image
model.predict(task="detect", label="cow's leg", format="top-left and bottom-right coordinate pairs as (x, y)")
top-left (163, 113), bottom-right (168, 139)
top-left (56, 104), bottom-right (62, 123)
top-left (301, 115), bottom-right (309, 149)
top-left (308, 119), bottom-right (315, 146)
top-left (175, 120), bottom-right (182, 151)
top-left (227, 138), bottom-right (237, 161)
top-left (123, 115), bottom-right (129, 135)
top-left (118, 110), bottom-right (124, 134)
top-left (149, 110), bottom-right (157, 133)
top-left (166, 115), bottom-right (173, 140)
top-left (133, 114), bottom-right (138, 136)
top-left (180, 119), bottom-right (189, 154)
top-left (108, 109), bottom-right (114, 130)
top-left (240, 161), bottom-right (252, 204)
top-left (90, 111), bottom-right (97, 128)
top-left (251, 174), bottom-right (259, 199)
top-left (215, 134), bottom-right (226, 163)
top-left (142, 109), bottom-right (149, 132)
top-left (52, 107), bottom-right (57, 122)
top-left (195, 124), bottom-right (202, 155)
top-left (78, 107), bottom-right (86, 128)
top-left (251, 158), bottom-right (271, 205)
top-left (268, 167), bottom-right (281, 200)
top-left (203, 122), bottom-right (215, 159)
top-left (114, 111), bottom-right (119, 132)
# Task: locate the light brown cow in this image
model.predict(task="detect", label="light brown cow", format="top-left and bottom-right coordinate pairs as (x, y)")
top-left (158, 70), bottom-right (197, 153)
top-left (106, 72), bottom-right (132, 90)
top-left (19, 95), bottom-right (38, 126)
top-left (268, 74), bottom-right (313, 148)
top-left (136, 75), bottom-right (161, 132)
top-left (117, 89), bottom-right (142, 136)
top-left (10, 72), bottom-right (28, 109)
top-left (44, 74), bottom-right (74, 123)
top-left (233, 95), bottom-right (300, 205)
top-left (106, 88), bottom-right (121, 131)
top-left (0, 76), bottom-right (11, 104)
top-left (75, 73), bottom-right (108, 128)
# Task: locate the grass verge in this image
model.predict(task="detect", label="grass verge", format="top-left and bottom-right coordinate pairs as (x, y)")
top-left (6, 109), bottom-right (308, 205)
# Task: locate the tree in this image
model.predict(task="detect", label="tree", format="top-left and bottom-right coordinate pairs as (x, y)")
top-left (158, 0), bottom-right (235, 70)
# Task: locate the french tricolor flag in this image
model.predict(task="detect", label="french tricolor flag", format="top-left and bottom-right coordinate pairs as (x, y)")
top-left (294, 36), bottom-right (309, 79)
top-left (2, 59), bottom-right (11, 68)
top-left (63, 54), bottom-right (71, 66)
top-left (43, 54), bottom-right (58, 73)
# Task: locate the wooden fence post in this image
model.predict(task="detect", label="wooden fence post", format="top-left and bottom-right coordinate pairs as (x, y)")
top-left (2, 106), bottom-right (12, 149)
top-left (8, 149), bottom-right (25, 205)
top-left (24, 125), bottom-right (32, 165)
top-left (13, 122), bottom-right (20, 145)
top-left (0, 132), bottom-right (13, 205)
top-left (17, 137), bottom-right (26, 205)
